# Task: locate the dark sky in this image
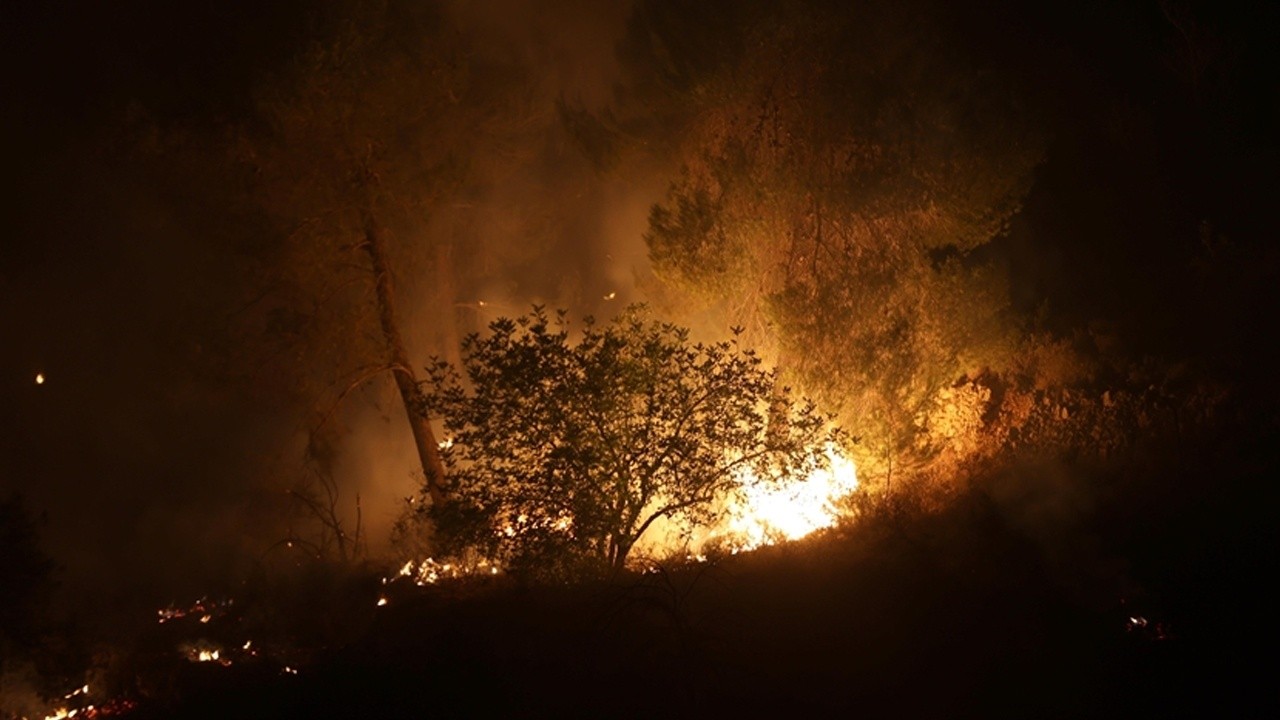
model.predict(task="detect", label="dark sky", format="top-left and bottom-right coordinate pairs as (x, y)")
top-left (2, 0), bottom-right (1276, 612)
top-left (2, 2), bottom-right (308, 603)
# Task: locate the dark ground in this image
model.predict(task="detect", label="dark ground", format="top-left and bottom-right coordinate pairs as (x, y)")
top-left (136, 415), bottom-right (1275, 719)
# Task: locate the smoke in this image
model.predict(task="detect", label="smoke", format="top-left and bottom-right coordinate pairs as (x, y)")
top-left (333, 0), bottom-right (674, 556)
top-left (5, 0), bottom-right (1269, 628)
top-left (0, 0), bottom-right (675, 617)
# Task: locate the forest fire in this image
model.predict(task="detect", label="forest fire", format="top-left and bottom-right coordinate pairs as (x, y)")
top-left (37, 686), bottom-right (88, 720)
top-left (713, 445), bottom-right (859, 553)
top-left (642, 443), bottom-right (860, 559)
top-left (389, 557), bottom-right (501, 587)
top-left (34, 698), bottom-right (136, 720)
top-left (26, 684), bottom-right (137, 720)
top-left (186, 646), bottom-right (230, 666)
top-left (6, 0), bottom-right (1268, 714)
top-left (385, 444), bottom-right (860, 590)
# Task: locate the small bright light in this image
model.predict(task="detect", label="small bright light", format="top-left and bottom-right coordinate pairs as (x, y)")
top-left (35, 372), bottom-right (45, 385)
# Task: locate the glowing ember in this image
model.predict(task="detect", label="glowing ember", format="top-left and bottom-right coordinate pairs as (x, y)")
top-left (158, 597), bottom-right (232, 624)
top-left (1126, 614), bottom-right (1171, 640)
top-left (392, 556), bottom-right (501, 586)
top-left (181, 639), bottom-right (235, 666)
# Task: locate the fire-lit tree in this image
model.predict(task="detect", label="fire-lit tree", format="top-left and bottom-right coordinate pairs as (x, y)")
top-left (603, 0), bottom-right (1045, 488)
top-left (408, 306), bottom-right (840, 575)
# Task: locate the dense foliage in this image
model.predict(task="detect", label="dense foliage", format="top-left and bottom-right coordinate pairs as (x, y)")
top-left (599, 0), bottom-right (1045, 488)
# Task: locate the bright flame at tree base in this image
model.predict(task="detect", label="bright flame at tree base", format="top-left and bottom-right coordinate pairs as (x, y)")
top-left (389, 445), bottom-right (858, 589)
top-left (709, 445), bottom-right (859, 553)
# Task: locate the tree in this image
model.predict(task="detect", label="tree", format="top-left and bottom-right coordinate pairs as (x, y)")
top-left (233, 1), bottom-right (597, 510)
top-left (234, 1), bottom-right (479, 505)
top-left (611, 0), bottom-right (1044, 487)
top-left (410, 306), bottom-right (840, 575)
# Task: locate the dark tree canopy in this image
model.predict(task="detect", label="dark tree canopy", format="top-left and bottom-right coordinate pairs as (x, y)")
top-left (412, 306), bottom-right (840, 575)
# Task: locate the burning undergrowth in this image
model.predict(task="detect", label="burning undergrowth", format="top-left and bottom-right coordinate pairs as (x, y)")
top-left (5, 566), bottom-right (376, 719)
top-left (381, 441), bottom-right (860, 595)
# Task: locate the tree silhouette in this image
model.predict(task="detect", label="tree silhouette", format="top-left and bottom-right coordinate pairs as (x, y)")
top-left (411, 306), bottom-right (840, 575)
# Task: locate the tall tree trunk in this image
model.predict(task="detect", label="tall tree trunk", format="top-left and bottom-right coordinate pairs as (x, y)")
top-left (361, 208), bottom-right (448, 506)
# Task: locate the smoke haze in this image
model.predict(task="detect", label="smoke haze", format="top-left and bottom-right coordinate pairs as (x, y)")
top-left (1, 0), bottom-right (665, 610)
top-left (2, 0), bottom-right (1275, 628)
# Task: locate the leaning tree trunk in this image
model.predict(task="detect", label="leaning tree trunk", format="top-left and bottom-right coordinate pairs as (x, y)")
top-left (361, 207), bottom-right (448, 506)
